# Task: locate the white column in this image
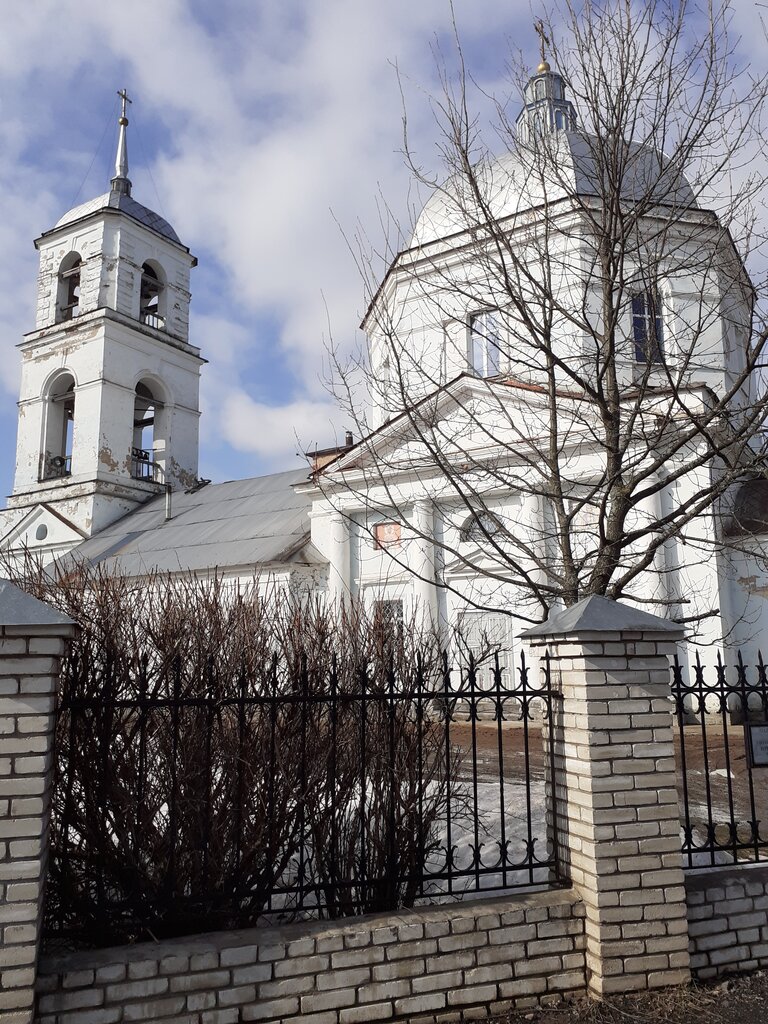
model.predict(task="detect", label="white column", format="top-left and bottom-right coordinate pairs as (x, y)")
top-left (519, 489), bottom-right (548, 594)
top-left (327, 511), bottom-right (351, 608)
top-left (411, 500), bottom-right (439, 629)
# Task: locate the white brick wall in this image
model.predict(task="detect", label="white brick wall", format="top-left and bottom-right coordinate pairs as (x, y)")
top-left (686, 865), bottom-right (768, 978)
top-left (0, 620), bottom-right (76, 1024)
top-left (36, 889), bottom-right (586, 1024)
top-left (527, 628), bottom-right (691, 997)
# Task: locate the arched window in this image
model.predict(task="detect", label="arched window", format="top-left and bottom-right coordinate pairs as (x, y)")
top-left (56, 253), bottom-right (81, 323)
top-left (132, 381), bottom-right (165, 482)
top-left (41, 373), bottom-right (75, 480)
top-left (139, 262), bottom-right (166, 330)
top-left (555, 109), bottom-right (564, 130)
top-left (632, 290), bottom-right (664, 363)
top-left (535, 78), bottom-right (546, 100)
top-left (460, 511), bottom-right (501, 544)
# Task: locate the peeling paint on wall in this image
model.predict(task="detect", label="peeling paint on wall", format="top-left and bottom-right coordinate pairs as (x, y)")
top-left (98, 446), bottom-right (120, 472)
top-left (169, 458), bottom-right (197, 490)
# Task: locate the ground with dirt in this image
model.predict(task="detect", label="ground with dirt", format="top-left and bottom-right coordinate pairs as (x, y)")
top-left (475, 973), bottom-right (768, 1024)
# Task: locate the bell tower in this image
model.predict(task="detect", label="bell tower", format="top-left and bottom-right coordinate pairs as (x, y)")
top-left (6, 92), bottom-right (204, 540)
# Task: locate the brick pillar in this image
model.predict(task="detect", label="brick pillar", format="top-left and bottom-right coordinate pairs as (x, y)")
top-left (523, 595), bottom-right (690, 998)
top-left (0, 580), bottom-right (76, 1024)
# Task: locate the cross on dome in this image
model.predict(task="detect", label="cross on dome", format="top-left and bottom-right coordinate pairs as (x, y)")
top-left (534, 19), bottom-right (552, 73)
top-left (516, 35), bottom-right (577, 144)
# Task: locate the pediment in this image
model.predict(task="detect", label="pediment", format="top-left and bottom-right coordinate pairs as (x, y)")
top-left (327, 376), bottom-right (556, 477)
top-left (0, 503), bottom-right (86, 554)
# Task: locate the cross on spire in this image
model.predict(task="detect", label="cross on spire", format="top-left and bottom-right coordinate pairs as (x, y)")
top-left (117, 88), bottom-right (132, 123)
top-left (111, 88), bottom-right (132, 196)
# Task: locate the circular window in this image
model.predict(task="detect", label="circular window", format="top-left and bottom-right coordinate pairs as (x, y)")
top-left (35, 524), bottom-right (48, 541)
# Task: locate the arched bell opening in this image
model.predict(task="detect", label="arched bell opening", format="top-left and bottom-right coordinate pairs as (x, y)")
top-left (56, 252), bottom-right (82, 323)
top-left (131, 380), bottom-right (166, 482)
top-left (41, 372), bottom-right (75, 480)
top-left (139, 261), bottom-right (167, 330)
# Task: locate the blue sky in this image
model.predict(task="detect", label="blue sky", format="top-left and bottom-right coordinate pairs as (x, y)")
top-left (0, 0), bottom-right (538, 499)
top-left (0, 1), bottom-right (761, 501)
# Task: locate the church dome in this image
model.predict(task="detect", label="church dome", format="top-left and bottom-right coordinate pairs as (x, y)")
top-left (52, 191), bottom-right (181, 245)
top-left (410, 62), bottom-right (698, 248)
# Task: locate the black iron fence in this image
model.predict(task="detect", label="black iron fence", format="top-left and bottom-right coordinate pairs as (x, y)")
top-left (45, 649), bottom-right (563, 948)
top-left (672, 652), bottom-right (768, 869)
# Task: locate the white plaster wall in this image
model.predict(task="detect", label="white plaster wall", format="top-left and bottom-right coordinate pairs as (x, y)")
top-left (36, 212), bottom-right (194, 342)
top-left (35, 221), bottom-right (106, 329)
top-left (12, 317), bottom-right (201, 500)
top-left (309, 396), bottom-right (753, 678)
top-left (367, 202), bottom-right (745, 430)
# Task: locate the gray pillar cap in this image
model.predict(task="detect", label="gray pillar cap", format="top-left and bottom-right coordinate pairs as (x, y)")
top-left (521, 594), bottom-right (685, 639)
top-left (0, 578), bottom-right (75, 628)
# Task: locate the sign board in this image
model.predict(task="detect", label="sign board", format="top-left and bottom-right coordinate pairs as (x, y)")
top-left (748, 724), bottom-right (768, 767)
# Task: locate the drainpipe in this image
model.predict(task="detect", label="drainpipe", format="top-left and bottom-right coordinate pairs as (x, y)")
top-left (165, 484), bottom-right (173, 522)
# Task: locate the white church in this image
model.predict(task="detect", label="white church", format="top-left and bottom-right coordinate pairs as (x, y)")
top-left (1, 64), bottom-right (767, 671)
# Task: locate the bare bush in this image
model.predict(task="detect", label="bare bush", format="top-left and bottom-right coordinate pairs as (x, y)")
top-left (6, 557), bottom-right (456, 946)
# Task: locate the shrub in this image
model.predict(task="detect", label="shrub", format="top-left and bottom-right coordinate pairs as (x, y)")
top-left (7, 558), bottom-right (456, 946)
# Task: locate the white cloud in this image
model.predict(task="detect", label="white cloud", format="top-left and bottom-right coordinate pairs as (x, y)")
top-left (219, 390), bottom-right (343, 465)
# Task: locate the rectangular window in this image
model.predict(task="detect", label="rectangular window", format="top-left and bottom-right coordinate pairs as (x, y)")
top-left (373, 521), bottom-right (401, 550)
top-left (632, 291), bottom-right (663, 363)
top-left (373, 599), bottom-right (404, 633)
top-left (469, 310), bottom-right (503, 377)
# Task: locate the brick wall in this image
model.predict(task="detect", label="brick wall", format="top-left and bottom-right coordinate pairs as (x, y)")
top-left (524, 605), bottom-right (691, 997)
top-left (36, 889), bottom-right (585, 1024)
top-left (0, 593), bottom-right (76, 1024)
top-left (686, 865), bottom-right (768, 978)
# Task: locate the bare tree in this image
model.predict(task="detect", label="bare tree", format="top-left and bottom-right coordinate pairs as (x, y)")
top-left (324, 0), bottom-right (768, 634)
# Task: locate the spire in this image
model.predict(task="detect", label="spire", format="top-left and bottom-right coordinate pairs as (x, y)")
top-left (110, 89), bottom-right (132, 197)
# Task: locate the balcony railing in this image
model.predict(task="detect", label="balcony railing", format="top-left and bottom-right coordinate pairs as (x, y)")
top-left (131, 447), bottom-right (163, 483)
top-left (40, 454), bottom-right (72, 481)
top-left (140, 311), bottom-right (166, 331)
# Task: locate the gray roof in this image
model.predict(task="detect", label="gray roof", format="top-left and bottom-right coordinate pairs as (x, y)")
top-left (0, 578), bottom-right (74, 628)
top-left (51, 191), bottom-right (181, 244)
top-left (522, 594), bottom-right (684, 638)
top-left (564, 132), bottom-right (697, 208)
top-left (69, 468), bottom-right (321, 576)
top-left (411, 131), bottom-right (698, 248)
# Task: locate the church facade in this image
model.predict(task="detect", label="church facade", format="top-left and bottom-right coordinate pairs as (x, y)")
top-left (2, 68), bottom-right (768, 672)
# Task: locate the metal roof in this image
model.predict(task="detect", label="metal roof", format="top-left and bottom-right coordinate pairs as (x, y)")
top-left (50, 191), bottom-right (181, 245)
top-left (69, 468), bottom-right (322, 576)
top-left (522, 594), bottom-right (683, 638)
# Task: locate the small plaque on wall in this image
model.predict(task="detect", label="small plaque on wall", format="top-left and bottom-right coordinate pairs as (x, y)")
top-left (748, 725), bottom-right (768, 767)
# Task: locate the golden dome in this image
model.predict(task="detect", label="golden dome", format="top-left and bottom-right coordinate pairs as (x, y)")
top-left (537, 59), bottom-right (551, 73)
